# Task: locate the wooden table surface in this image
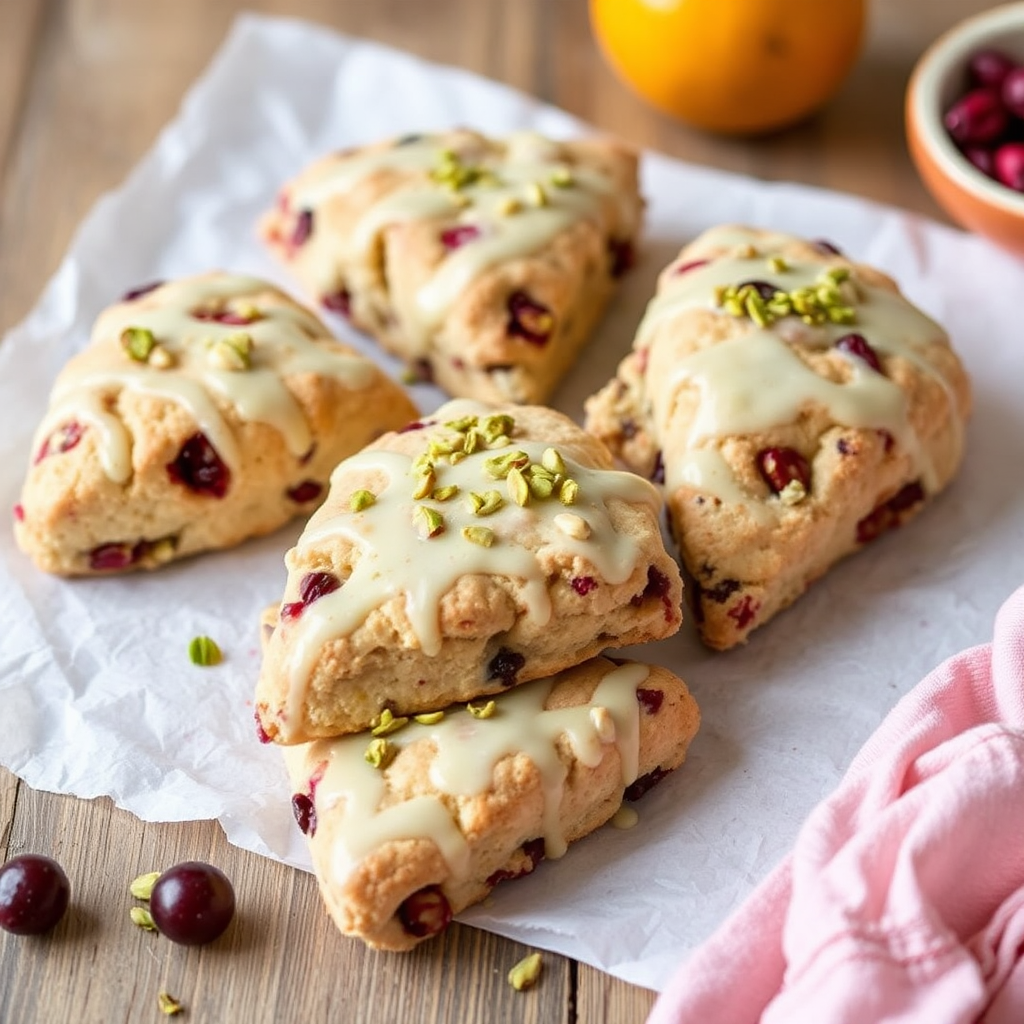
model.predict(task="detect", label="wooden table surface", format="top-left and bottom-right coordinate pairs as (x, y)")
top-left (0, 1), bottom-right (994, 1021)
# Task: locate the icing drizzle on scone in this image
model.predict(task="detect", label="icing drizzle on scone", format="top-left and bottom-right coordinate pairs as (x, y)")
top-left (32, 274), bottom-right (376, 484)
top-left (289, 661), bottom-right (649, 882)
top-left (279, 401), bottom-right (660, 738)
top-left (284, 131), bottom-right (633, 350)
top-left (635, 228), bottom-right (964, 510)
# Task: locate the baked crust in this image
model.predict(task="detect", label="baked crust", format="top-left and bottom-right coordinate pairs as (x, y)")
top-left (585, 226), bottom-right (972, 649)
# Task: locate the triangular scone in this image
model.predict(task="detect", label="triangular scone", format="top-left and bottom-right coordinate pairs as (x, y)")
top-left (282, 656), bottom-right (699, 951)
top-left (260, 129), bottom-right (642, 405)
top-left (255, 400), bottom-right (683, 743)
top-left (15, 273), bottom-right (418, 575)
top-left (585, 226), bottom-right (972, 650)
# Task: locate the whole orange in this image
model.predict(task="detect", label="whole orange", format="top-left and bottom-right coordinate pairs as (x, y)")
top-left (590, 0), bottom-right (867, 136)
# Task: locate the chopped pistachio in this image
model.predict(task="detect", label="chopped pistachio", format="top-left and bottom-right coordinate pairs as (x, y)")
top-left (468, 490), bottom-right (504, 516)
top-left (120, 326), bottom-right (156, 363)
top-left (364, 737), bottom-right (394, 769)
top-left (428, 438), bottom-right (457, 459)
top-left (767, 255), bottom-right (789, 273)
top-left (525, 181), bottom-right (547, 207)
top-left (412, 468), bottom-right (436, 500)
top-left (449, 450), bottom-right (468, 464)
top-left (432, 484), bottom-right (459, 502)
top-left (497, 196), bottom-right (522, 216)
top-left (129, 871), bottom-right (161, 901)
top-left (462, 429), bottom-right (483, 455)
top-left (400, 367), bottom-right (423, 385)
top-left (550, 166), bottom-right (574, 187)
top-left (188, 635), bottom-right (222, 667)
top-left (414, 711), bottom-right (445, 725)
top-left (414, 505), bottom-right (445, 539)
top-left (412, 452), bottom-right (435, 474)
top-left (527, 474), bottom-right (553, 500)
top-left (487, 434), bottom-right (511, 449)
top-left (149, 536), bottom-right (177, 564)
top-left (483, 449), bottom-right (530, 479)
top-left (506, 467), bottom-right (530, 507)
top-left (207, 335), bottom-right (252, 372)
top-left (590, 706), bottom-right (616, 744)
top-left (371, 708), bottom-right (409, 737)
top-left (779, 479), bottom-right (808, 506)
top-left (558, 478), bottom-right (579, 505)
top-left (553, 512), bottom-right (590, 540)
top-left (349, 489), bottom-right (376, 512)
top-left (158, 992), bottom-right (184, 1017)
top-left (130, 906), bottom-right (157, 931)
top-left (508, 952), bottom-right (543, 991)
top-left (734, 242), bottom-right (758, 259)
top-left (148, 344), bottom-right (174, 369)
top-left (825, 266), bottom-right (850, 284)
top-left (541, 447), bottom-right (566, 476)
top-left (445, 415), bottom-right (479, 433)
top-left (462, 525), bottom-right (496, 547)
top-left (467, 699), bottom-right (497, 719)
top-left (481, 413), bottom-right (515, 442)
top-left (744, 292), bottom-right (770, 328)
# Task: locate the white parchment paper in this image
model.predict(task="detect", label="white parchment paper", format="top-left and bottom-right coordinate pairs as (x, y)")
top-left (1, 13), bottom-right (1022, 993)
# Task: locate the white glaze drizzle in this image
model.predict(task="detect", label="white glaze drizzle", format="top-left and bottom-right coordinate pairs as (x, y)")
top-left (636, 235), bottom-right (961, 505)
top-left (32, 274), bottom-right (377, 483)
top-left (289, 132), bottom-right (629, 351)
top-left (281, 401), bottom-right (661, 737)
top-left (288, 661), bottom-right (649, 883)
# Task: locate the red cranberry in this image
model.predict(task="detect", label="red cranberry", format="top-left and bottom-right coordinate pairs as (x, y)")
top-left (672, 258), bottom-right (709, 276)
top-left (507, 291), bottom-right (553, 346)
top-left (608, 238), bottom-right (635, 278)
top-left (487, 647), bottom-right (525, 687)
top-left (286, 480), bottom-right (323, 504)
top-left (636, 688), bottom-right (663, 715)
top-left (322, 289), bottom-right (352, 317)
top-left (624, 766), bottom-right (671, 802)
top-left (702, 578), bottom-right (741, 604)
top-left (192, 309), bottom-right (259, 326)
top-left (291, 209), bottom-right (313, 247)
top-left (121, 281), bottom-right (163, 302)
top-left (0, 855), bottom-right (70, 935)
top-left (757, 447), bottom-right (811, 495)
top-left (969, 48), bottom-right (1017, 90)
top-left (398, 885), bottom-right (452, 938)
top-left (149, 862), bottom-right (235, 946)
top-left (963, 145), bottom-right (996, 176)
top-left (650, 450), bottom-right (665, 484)
top-left (398, 420), bottom-right (428, 433)
top-left (879, 429), bottom-right (896, 454)
top-left (13, 504), bottom-right (24, 522)
top-left (280, 602), bottom-right (303, 623)
top-left (88, 542), bottom-right (139, 572)
top-left (856, 481), bottom-right (925, 544)
top-left (35, 420), bottom-right (84, 464)
top-left (571, 576), bottom-right (598, 596)
top-left (254, 710), bottom-right (272, 744)
top-left (167, 433), bottom-right (230, 498)
top-left (440, 224), bottom-right (481, 250)
top-left (291, 794), bottom-right (316, 836)
top-left (485, 838), bottom-right (545, 887)
top-left (299, 571), bottom-right (341, 605)
top-left (835, 332), bottom-right (883, 373)
top-left (944, 88), bottom-right (1007, 145)
top-left (737, 280), bottom-right (779, 302)
top-left (995, 143), bottom-right (1024, 190)
top-left (631, 566), bottom-right (675, 622)
top-left (727, 595), bottom-right (759, 629)
top-left (1003, 67), bottom-right (1024, 118)
top-left (811, 240), bottom-right (843, 256)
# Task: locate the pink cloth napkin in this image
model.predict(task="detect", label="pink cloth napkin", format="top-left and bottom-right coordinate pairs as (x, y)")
top-left (648, 585), bottom-right (1024, 1024)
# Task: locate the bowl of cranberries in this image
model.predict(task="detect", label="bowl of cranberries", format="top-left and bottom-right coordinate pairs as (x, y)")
top-left (907, 2), bottom-right (1024, 256)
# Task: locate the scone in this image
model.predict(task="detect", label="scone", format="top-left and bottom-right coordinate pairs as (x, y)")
top-left (255, 399), bottom-right (683, 743)
top-left (283, 655), bottom-right (700, 951)
top-left (260, 129), bottom-right (642, 404)
top-left (585, 226), bottom-right (972, 650)
top-left (15, 273), bottom-right (419, 575)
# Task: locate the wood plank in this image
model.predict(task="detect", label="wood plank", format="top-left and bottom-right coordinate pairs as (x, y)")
top-left (577, 964), bottom-right (658, 1023)
top-left (0, 0), bottom-right (47, 177)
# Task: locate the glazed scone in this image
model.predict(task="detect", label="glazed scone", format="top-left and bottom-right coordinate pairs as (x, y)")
top-left (260, 129), bottom-right (642, 405)
top-left (283, 655), bottom-right (700, 951)
top-left (584, 226), bottom-right (972, 650)
top-left (255, 399), bottom-right (683, 743)
top-left (15, 273), bottom-right (419, 575)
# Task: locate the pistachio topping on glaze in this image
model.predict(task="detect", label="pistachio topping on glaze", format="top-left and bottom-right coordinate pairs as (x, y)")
top-left (275, 401), bottom-right (662, 740)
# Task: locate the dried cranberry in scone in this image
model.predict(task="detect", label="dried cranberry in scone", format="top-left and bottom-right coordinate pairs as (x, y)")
top-left (260, 129), bottom-right (643, 405)
top-left (281, 657), bottom-right (699, 951)
top-left (14, 272), bottom-right (418, 576)
top-left (584, 224), bottom-right (971, 649)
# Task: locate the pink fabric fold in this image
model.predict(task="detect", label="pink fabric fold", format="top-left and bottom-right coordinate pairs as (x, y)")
top-left (648, 585), bottom-right (1024, 1024)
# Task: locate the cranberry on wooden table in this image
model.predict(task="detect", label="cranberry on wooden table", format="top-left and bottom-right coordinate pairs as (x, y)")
top-left (0, 854), bottom-right (70, 935)
top-left (149, 861), bottom-right (235, 946)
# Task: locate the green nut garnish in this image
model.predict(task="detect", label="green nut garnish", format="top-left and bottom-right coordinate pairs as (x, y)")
top-left (350, 489), bottom-right (376, 511)
top-left (508, 952), bottom-right (543, 991)
top-left (716, 267), bottom-right (857, 328)
top-left (129, 871), bottom-right (161, 901)
top-left (541, 447), bottom-right (566, 476)
top-left (130, 906), bottom-right (157, 931)
top-left (158, 992), bottom-right (184, 1017)
top-left (497, 196), bottom-right (522, 216)
top-left (371, 708), bottom-right (409, 737)
top-left (445, 415), bottom-right (478, 433)
top-left (364, 737), bottom-right (394, 769)
top-left (767, 255), bottom-right (789, 273)
top-left (432, 484), bottom-right (459, 502)
top-left (120, 326), bottom-right (156, 363)
top-left (506, 467), bottom-right (530, 507)
top-left (525, 181), bottom-right (547, 207)
top-left (428, 438), bottom-right (457, 459)
top-left (481, 414), bottom-right (515, 443)
top-left (468, 490), bottom-right (504, 516)
top-left (414, 711), bottom-right (445, 725)
top-left (188, 635), bottom-right (222, 667)
top-left (550, 166), bottom-right (574, 188)
top-left (462, 525), bottom-right (496, 547)
top-left (526, 473), bottom-right (554, 500)
top-left (414, 505), bottom-right (445, 538)
top-left (208, 332), bottom-right (253, 371)
top-left (467, 699), bottom-right (497, 719)
top-left (483, 449), bottom-right (530, 479)
top-left (559, 478), bottom-right (580, 505)
top-left (412, 468), bottom-right (436, 500)
top-left (461, 429), bottom-right (483, 455)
